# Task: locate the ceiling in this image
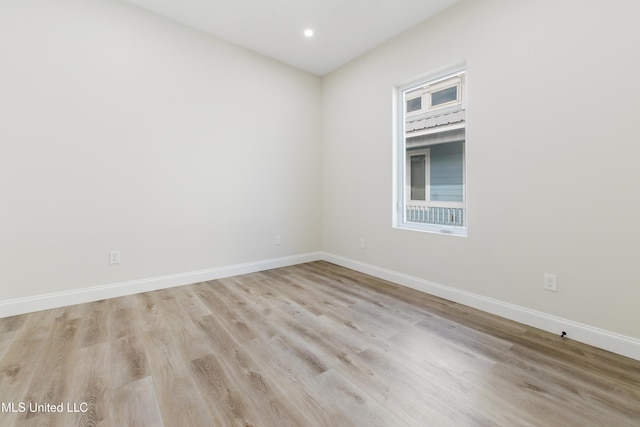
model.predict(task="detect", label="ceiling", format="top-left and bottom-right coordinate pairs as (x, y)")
top-left (121, 0), bottom-right (461, 76)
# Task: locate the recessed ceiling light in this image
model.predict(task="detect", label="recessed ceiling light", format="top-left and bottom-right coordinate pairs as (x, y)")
top-left (304, 29), bottom-right (314, 38)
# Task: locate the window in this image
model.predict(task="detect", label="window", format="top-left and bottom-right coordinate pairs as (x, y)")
top-left (431, 86), bottom-right (458, 106)
top-left (406, 97), bottom-right (422, 113)
top-left (395, 68), bottom-right (466, 236)
top-left (409, 150), bottom-right (428, 200)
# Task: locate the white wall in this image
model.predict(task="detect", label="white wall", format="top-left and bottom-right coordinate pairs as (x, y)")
top-left (0, 0), bottom-right (321, 302)
top-left (321, 0), bottom-right (640, 341)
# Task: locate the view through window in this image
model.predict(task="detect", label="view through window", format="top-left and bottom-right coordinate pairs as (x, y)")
top-left (397, 68), bottom-right (466, 236)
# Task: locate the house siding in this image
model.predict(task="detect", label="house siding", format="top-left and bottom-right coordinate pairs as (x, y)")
top-left (430, 141), bottom-right (464, 202)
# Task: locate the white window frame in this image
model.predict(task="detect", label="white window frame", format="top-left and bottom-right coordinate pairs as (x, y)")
top-left (393, 66), bottom-right (467, 237)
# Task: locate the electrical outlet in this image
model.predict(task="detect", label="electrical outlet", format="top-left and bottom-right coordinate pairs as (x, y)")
top-left (544, 273), bottom-right (557, 292)
top-left (359, 238), bottom-right (366, 249)
top-left (109, 250), bottom-right (121, 265)
top-left (275, 235), bottom-right (281, 245)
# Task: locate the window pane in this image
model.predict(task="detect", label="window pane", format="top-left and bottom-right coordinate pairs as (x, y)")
top-left (406, 97), bottom-right (421, 113)
top-left (430, 141), bottom-right (464, 202)
top-left (431, 86), bottom-right (457, 106)
top-left (410, 155), bottom-right (426, 200)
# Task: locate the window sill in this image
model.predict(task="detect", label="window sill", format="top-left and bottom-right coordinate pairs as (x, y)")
top-left (394, 222), bottom-right (467, 237)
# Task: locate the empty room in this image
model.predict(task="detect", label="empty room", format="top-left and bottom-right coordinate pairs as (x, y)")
top-left (1, 0), bottom-right (639, 426)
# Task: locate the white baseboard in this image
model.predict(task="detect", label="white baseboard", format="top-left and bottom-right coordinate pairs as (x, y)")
top-left (3, 250), bottom-right (638, 361)
top-left (321, 252), bottom-right (640, 362)
top-left (0, 252), bottom-right (322, 318)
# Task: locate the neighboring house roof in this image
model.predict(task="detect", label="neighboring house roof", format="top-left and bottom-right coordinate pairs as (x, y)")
top-left (406, 108), bottom-right (465, 134)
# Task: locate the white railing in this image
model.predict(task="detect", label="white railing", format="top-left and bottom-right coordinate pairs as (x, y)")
top-left (406, 204), bottom-right (464, 227)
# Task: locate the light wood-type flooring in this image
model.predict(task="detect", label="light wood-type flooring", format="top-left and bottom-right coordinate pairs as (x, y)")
top-left (0, 261), bottom-right (639, 426)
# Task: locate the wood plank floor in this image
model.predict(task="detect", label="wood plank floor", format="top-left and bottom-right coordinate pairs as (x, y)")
top-left (0, 261), bottom-right (639, 426)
